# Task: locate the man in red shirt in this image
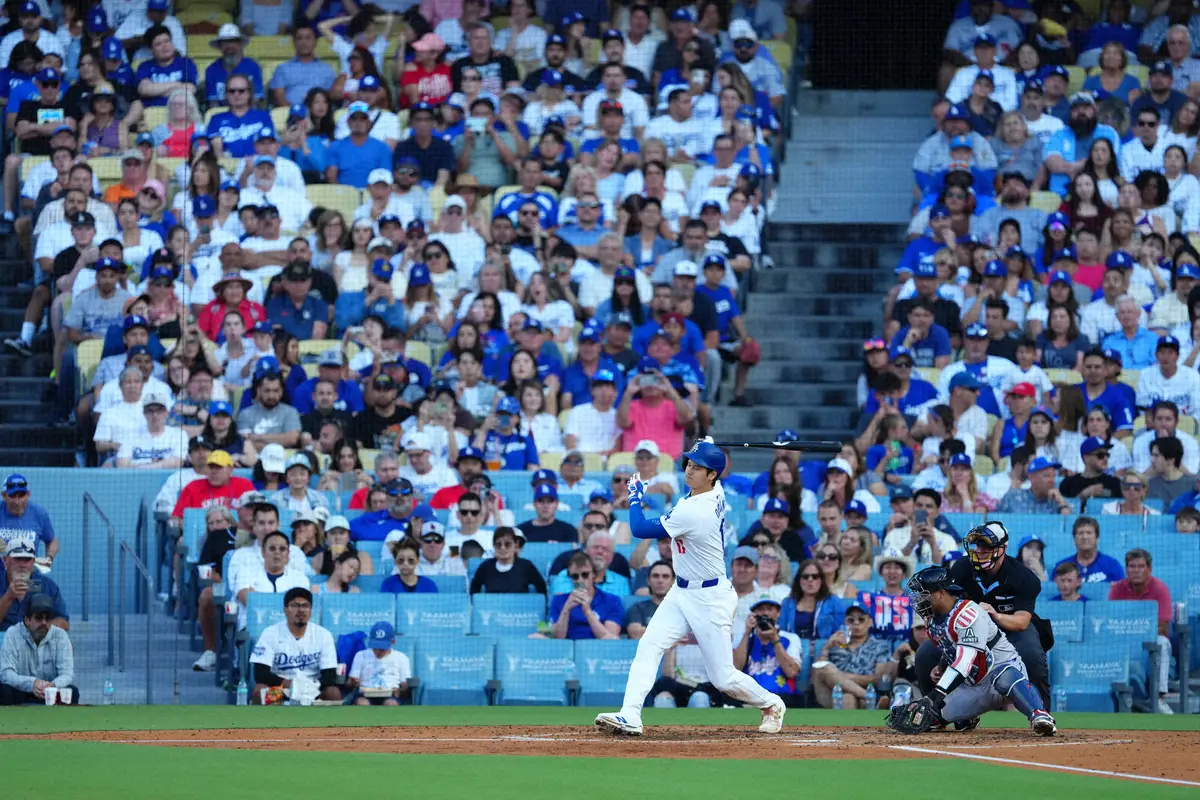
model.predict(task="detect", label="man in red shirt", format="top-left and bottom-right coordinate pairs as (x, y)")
top-left (1108, 547), bottom-right (1175, 714)
top-left (171, 450), bottom-right (256, 526)
top-left (347, 452), bottom-right (400, 510)
top-left (430, 446), bottom-right (488, 509)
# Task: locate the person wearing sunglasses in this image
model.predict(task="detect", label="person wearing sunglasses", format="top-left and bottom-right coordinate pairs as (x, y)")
top-left (549, 550), bottom-right (623, 640)
top-left (231, 530), bottom-right (308, 632)
top-left (1059, 436), bottom-right (1123, 511)
top-left (0, 591), bottom-right (77, 706)
top-left (468, 526), bottom-right (546, 595)
top-left (381, 538), bottom-right (438, 594)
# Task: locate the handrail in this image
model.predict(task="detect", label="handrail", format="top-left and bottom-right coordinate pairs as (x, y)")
top-left (118, 539), bottom-right (158, 705)
top-left (81, 492), bottom-right (116, 666)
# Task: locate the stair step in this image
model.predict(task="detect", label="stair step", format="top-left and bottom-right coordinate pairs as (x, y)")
top-left (0, 447), bottom-right (75, 466)
top-left (745, 316), bottom-right (876, 340)
top-left (0, 376), bottom-right (55, 401)
top-left (0, 353), bottom-right (54, 377)
top-left (0, 261), bottom-right (32, 285)
top-left (769, 223), bottom-right (908, 244)
top-left (0, 425), bottom-right (78, 449)
top-left (745, 293), bottom-right (881, 317)
top-left (0, 400), bottom-right (58, 424)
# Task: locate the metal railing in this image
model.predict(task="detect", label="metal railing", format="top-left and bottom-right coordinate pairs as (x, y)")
top-left (80, 492), bottom-right (115, 664)
top-left (117, 538), bottom-right (159, 705)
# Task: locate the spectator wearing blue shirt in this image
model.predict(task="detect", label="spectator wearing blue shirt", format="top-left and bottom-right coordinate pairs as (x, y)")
top-left (267, 26), bottom-right (337, 107)
top-left (561, 326), bottom-right (624, 407)
top-left (0, 474), bottom-right (57, 562)
top-left (1044, 93), bottom-right (1121, 195)
top-left (265, 262), bottom-right (329, 341)
top-left (896, 205), bottom-right (955, 276)
top-left (861, 348), bottom-right (939, 418)
top-left (494, 157), bottom-right (560, 228)
top-left (100, 36), bottom-right (136, 92)
top-left (495, 319), bottom-right (565, 384)
top-left (1052, 516), bottom-right (1125, 584)
top-left (888, 299), bottom-right (952, 368)
top-left (475, 396), bottom-right (540, 470)
top-left (553, 191), bottom-right (606, 257)
top-left (134, 24), bottom-right (197, 108)
top-left (278, 103), bottom-right (329, 181)
top-left (1100, 298), bottom-right (1160, 370)
top-left (290, 348), bottom-right (366, 414)
top-left (392, 101), bottom-right (456, 187)
top-left (548, 551), bottom-right (624, 640)
top-left (0, 41), bottom-right (39, 105)
top-left (380, 539), bottom-right (439, 593)
top-left (0, 539), bottom-right (69, 631)
top-left (208, 75), bottom-right (273, 159)
top-left (205, 24), bottom-right (264, 105)
top-left (335, 259), bottom-right (407, 333)
top-left (325, 102), bottom-right (393, 188)
top-left (1078, 348), bottom-right (1138, 432)
top-left (350, 479), bottom-right (417, 542)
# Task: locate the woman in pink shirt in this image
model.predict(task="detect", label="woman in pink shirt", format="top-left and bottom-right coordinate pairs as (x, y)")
top-left (616, 369), bottom-right (692, 457)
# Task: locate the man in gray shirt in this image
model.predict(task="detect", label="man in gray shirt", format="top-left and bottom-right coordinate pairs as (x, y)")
top-left (624, 559), bottom-right (674, 638)
top-left (0, 594), bottom-right (76, 705)
top-left (971, 172), bottom-right (1047, 253)
top-left (236, 373), bottom-right (302, 449)
top-left (1147, 436), bottom-right (1194, 510)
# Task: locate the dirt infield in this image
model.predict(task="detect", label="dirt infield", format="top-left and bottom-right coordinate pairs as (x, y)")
top-left (22, 725), bottom-right (1200, 783)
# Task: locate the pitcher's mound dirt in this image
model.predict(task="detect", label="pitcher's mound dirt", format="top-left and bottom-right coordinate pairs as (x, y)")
top-left (29, 725), bottom-right (1200, 782)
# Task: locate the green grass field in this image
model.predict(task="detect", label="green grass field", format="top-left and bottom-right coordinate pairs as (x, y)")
top-left (3, 708), bottom-right (1198, 799)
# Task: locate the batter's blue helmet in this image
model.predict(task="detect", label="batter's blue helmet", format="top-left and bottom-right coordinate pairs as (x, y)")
top-left (681, 439), bottom-right (726, 475)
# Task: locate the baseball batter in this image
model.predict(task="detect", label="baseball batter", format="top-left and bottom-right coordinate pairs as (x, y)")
top-left (885, 566), bottom-right (1056, 736)
top-left (595, 439), bottom-right (786, 736)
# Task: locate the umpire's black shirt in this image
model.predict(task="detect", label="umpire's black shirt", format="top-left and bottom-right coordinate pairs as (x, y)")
top-left (948, 555), bottom-right (1039, 616)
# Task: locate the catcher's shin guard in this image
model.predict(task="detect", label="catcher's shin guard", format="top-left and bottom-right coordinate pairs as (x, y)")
top-left (1006, 677), bottom-right (1047, 719)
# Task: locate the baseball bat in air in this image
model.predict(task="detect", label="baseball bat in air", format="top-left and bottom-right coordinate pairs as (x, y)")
top-left (711, 440), bottom-right (844, 453)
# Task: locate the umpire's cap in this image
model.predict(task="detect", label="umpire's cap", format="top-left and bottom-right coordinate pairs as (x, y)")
top-left (681, 438), bottom-right (726, 475)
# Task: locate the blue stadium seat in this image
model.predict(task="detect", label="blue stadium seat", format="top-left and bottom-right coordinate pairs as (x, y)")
top-left (245, 592), bottom-right (296, 644)
top-left (356, 540), bottom-right (388, 566)
top-left (1035, 600), bottom-right (1084, 643)
top-left (472, 594), bottom-right (547, 636)
top-left (354, 574), bottom-right (386, 592)
top-left (429, 574), bottom-right (467, 593)
top-left (1079, 581), bottom-right (1112, 600)
top-left (521, 542), bottom-right (576, 575)
top-left (414, 636), bottom-right (494, 705)
top-left (493, 639), bottom-right (576, 705)
top-left (1083, 600), bottom-right (1158, 649)
top-left (1143, 516), bottom-right (1178, 536)
top-left (940, 512), bottom-right (983, 536)
top-left (574, 639), bottom-right (637, 706)
top-left (620, 594), bottom-right (645, 612)
top-left (466, 557), bottom-right (483, 582)
top-left (1095, 515), bottom-right (1147, 540)
top-left (181, 508), bottom-right (207, 565)
top-left (320, 594), bottom-right (397, 638)
top-left (395, 594), bottom-right (471, 636)
top-left (1049, 641), bottom-right (1130, 712)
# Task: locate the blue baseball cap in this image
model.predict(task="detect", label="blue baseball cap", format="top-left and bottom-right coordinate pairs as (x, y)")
top-left (948, 371), bottom-right (982, 390)
top-left (1106, 250), bottom-right (1134, 270)
top-left (251, 321), bottom-right (272, 335)
top-left (530, 468), bottom-right (556, 485)
top-left (1080, 436), bottom-right (1110, 456)
top-left (763, 497), bottom-right (790, 515)
top-left (3, 474), bottom-right (29, 496)
top-left (930, 204), bottom-right (951, 220)
top-left (253, 155), bottom-right (276, 167)
top-left (948, 453), bottom-right (972, 467)
top-left (220, 179), bottom-right (240, 193)
top-left (456, 446), bottom-right (484, 464)
top-left (1017, 534), bottom-right (1043, 553)
top-left (123, 314), bottom-right (150, 331)
top-left (1178, 263), bottom-right (1200, 280)
top-left (974, 33), bottom-right (997, 47)
top-left (1150, 59), bottom-right (1174, 76)
top-left (890, 485), bottom-right (913, 501)
top-left (1159, 335), bottom-right (1181, 350)
top-left (378, 213), bottom-right (402, 228)
top-left (1053, 245), bottom-right (1076, 262)
top-left (190, 130), bottom-right (209, 144)
top-left (126, 344), bottom-right (151, 359)
top-left (192, 194), bottom-right (216, 217)
top-left (541, 68), bottom-right (564, 87)
top-left (497, 396), bottom-right (521, 415)
top-left (944, 103), bottom-right (969, 122)
top-left (347, 101), bottom-right (372, 117)
top-left (287, 103), bottom-right (306, 121)
top-left (614, 266), bottom-right (637, 281)
top-left (410, 504), bottom-right (435, 521)
top-left (1028, 456), bottom-right (1060, 474)
top-left (255, 128), bottom-right (277, 142)
top-left (409, 100), bottom-right (435, 117)
top-left (844, 499), bottom-right (868, 517)
top-left (371, 258), bottom-right (393, 281)
top-left (521, 318), bottom-right (545, 334)
top-left (1102, 347), bottom-right (1123, 365)
top-left (609, 311), bottom-right (634, 329)
top-left (561, 10), bottom-right (585, 25)
top-left (702, 253), bottom-right (727, 271)
top-left (35, 67), bottom-right (59, 84)
top-left (148, 0), bottom-right (169, 10)
top-left (208, 400), bottom-right (234, 417)
top-left (1031, 404), bottom-right (1057, 422)
top-left (254, 355), bottom-right (281, 376)
top-left (589, 488), bottom-right (613, 503)
top-left (670, 8), bottom-right (694, 21)
top-left (964, 323), bottom-right (987, 339)
top-left (913, 257), bottom-right (937, 279)
top-left (408, 263), bottom-right (431, 287)
top-left (86, 7), bottom-right (108, 33)
top-left (360, 74), bottom-right (381, 91)
top-left (148, 266), bottom-right (173, 281)
top-left (1046, 210), bottom-right (1069, 229)
top-left (983, 259), bottom-right (1008, 278)
top-left (890, 346), bottom-right (915, 364)
top-left (976, 69), bottom-right (995, 85)
top-left (534, 483), bottom-right (559, 501)
top-left (102, 37), bottom-right (123, 60)
top-left (368, 621), bottom-right (395, 647)
top-left (94, 257), bottom-right (122, 273)
top-left (948, 134), bottom-right (972, 150)
top-left (135, 131), bottom-right (154, 146)
top-left (1049, 270), bottom-right (1072, 285)
top-left (592, 368), bottom-right (617, 384)
top-left (546, 33), bottom-right (566, 47)
top-left (578, 326), bottom-right (601, 344)
top-left (1044, 65), bottom-right (1070, 82)
top-left (1005, 245), bottom-right (1028, 260)
top-left (1023, 78), bottom-right (1044, 94)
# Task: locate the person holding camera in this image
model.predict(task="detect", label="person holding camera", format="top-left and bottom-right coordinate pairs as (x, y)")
top-left (882, 487), bottom-right (957, 568)
top-left (732, 595), bottom-right (804, 708)
top-left (617, 366), bottom-right (693, 459)
top-left (810, 603), bottom-right (893, 709)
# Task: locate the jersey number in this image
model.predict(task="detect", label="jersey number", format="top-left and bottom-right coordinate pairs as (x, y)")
top-left (674, 538), bottom-right (686, 554)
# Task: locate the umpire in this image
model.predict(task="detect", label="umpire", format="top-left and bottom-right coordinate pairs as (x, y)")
top-left (913, 521), bottom-right (1051, 707)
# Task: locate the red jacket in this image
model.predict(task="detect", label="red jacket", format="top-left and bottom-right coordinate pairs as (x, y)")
top-left (197, 299), bottom-right (266, 341)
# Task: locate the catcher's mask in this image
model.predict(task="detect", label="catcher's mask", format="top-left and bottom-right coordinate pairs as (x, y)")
top-left (964, 521), bottom-right (1009, 571)
top-left (906, 566), bottom-right (962, 619)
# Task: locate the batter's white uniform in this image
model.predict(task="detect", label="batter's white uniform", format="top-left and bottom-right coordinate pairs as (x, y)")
top-left (615, 480), bottom-right (782, 721)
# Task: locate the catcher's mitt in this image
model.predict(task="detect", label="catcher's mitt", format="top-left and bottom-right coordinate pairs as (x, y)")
top-left (884, 696), bottom-right (945, 735)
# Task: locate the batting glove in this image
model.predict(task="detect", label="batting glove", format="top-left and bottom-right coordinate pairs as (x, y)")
top-left (627, 472), bottom-right (646, 506)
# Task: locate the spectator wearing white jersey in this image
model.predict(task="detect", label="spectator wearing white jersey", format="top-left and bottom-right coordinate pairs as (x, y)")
top-left (1137, 336), bottom-right (1200, 415)
top-left (1132, 400), bottom-right (1200, 474)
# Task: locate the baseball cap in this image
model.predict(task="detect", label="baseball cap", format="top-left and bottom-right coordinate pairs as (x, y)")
top-left (457, 446), bottom-right (484, 465)
top-left (776, 429), bottom-right (799, 442)
top-left (123, 314), bottom-right (150, 332)
top-left (890, 485), bottom-right (913, 501)
top-left (370, 258), bottom-right (393, 282)
top-left (255, 128), bottom-right (277, 142)
top-left (1178, 263), bottom-right (1200, 280)
top-left (1080, 436), bottom-right (1110, 456)
top-left (762, 497), bottom-right (789, 515)
top-left (1106, 250), bottom-right (1134, 270)
top-left (1048, 270), bottom-right (1072, 286)
top-left (3, 474), bottom-right (29, 496)
top-left (670, 8), bottom-right (695, 22)
top-left (257, 443), bottom-right (285, 473)
top-left (360, 74), bottom-right (381, 91)
top-left (541, 68), bottom-right (564, 87)
top-left (929, 204), bottom-right (951, 220)
top-left (1070, 91), bottom-right (1096, 107)
top-left (592, 368), bottom-right (617, 385)
top-left (283, 262), bottom-right (312, 281)
top-left (324, 514), bottom-right (350, 532)
top-left (948, 453), bottom-right (972, 467)
top-left (368, 621), bottom-right (395, 648)
top-left (1028, 456), bottom-right (1060, 473)
top-left (674, 260), bottom-right (699, 277)
top-left (944, 104), bottom-right (969, 122)
top-left (384, 478), bottom-right (414, 497)
top-left (730, 19), bottom-right (757, 42)
top-left (598, 98), bottom-right (624, 114)
top-left (1023, 78), bottom-right (1044, 94)
top-left (1102, 347), bottom-right (1124, 365)
top-left (497, 396), bottom-right (521, 415)
top-left (948, 371), bottom-right (982, 391)
top-left (826, 457), bottom-right (853, 475)
top-left (531, 468), bottom-right (557, 485)
top-left (70, 211), bottom-right (96, 228)
top-left (17, 0), bottom-right (38, 15)
top-left (251, 321), bottom-right (273, 335)
top-left (192, 194), bottom-right (216, 218)
top-left (420, 521), bottom-right (446, 541)
top-left (844, 499), bottom-right (868, 517)
top-left (1006, 382), bottom-right (1036, 397)
top-left (1053, 245), bottom-right (1076, 262)
top-left (974, 33), bottom-right (997, 47)
top-left (890, 346), bottom-right (915, 364)
top-left (125, 344), bottom-right (151, 359)
top-left (589, 488), bottom-right (614, 503)
top-left (4, 540), bottom-right (35, 558)
top-left (546, 33), bottom-right (567, 47)
top-left (317, 348), bottom-right (344, 367)
top-left (35, 67), bottom-right (59, 84)
top-left (635, 439), bottom-right (661, 457)
top-left (207, 450), bottom-right (234, 468)
top-left (287, 103), bottom-right (306, 122)
top-left (101, 37), bottom-right (123, 60)
top-left (285, 453), bottom-right (312, 472)
top-left (208, 400), bottom-right (233, 417)
top-left (578, 326), bottom-right (601, 344)
top-left (601, 28), bottom-right (624, 44)
top-left (609, 312), bottom-right (635, 329)
top-left (913, 258), bottom-right (937, 279)
top-left (1151, 59), bottom-right (1174, 76)
top-left (368, 168), bottom-right (392, 185)
top-left (347, 101), bottom-right (371, 117)
top-left (408, 263), bottom-right (432, 287)
top-left (188, 435), bottom-right (214, 453)
top-left (751, 594), bottom-right (781, 611)
top-left (1030, 404), bottom-right (1057, 422)
top-left (141, 389), bottom-right (170, 409)
top-left (732, 545), bottom-right (759, 565)
top-left (965, 322), bottom-right (987, 338)
top-left (983, 259), bottom-right (1008, 278)
top-left (1159, 335), bottom-right (1183, 351)
top-left (410, 100), bottom-right (436, 117)
top-left (521, 318), bottom-right (545, 334)
top-left (1004, 244), bottom-right (1028, 260)
top-left (253, 155), bottom-right (276, 168)
top-left (1047, 210), bottom-right (1069, 230)
top-left (403, 431), bottom-right (432, 453)
top-left (534, 483), bottom-right (558, 501)
top-left (561, 10), bottom-right (585, 25)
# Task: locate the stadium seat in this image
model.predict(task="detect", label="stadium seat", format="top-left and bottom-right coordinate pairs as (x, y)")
top-left (471, 593), bottom-right (547, 635)
top-left (394, 594), bottom-right (471, 636)
top-left (77, 339), bottom-right (105, 390)
top-left (19, 155), bottom-right (47, 183)
top-left (1030, 191), bottom-right (1062, 213)
top-left (354, 574), bottom-right (387, 592)
top-left (491, 639), bottom-right (576, 705)
top-left (1050, 641), bottom-right (1131, 712)
top-left (307, 184), bottom-right (362, 220)
top-left (1045, 368), bottom-right (1082, 385)
top-left (414, 636), bottom-right (494, 705)
top-left (1035, 600), bottom-right (1083, 643)
top-left (428, 574), bottom-right (468, 594)
top-left (245, 592), bottom-right (292, 644)
top-left (406, 341), bottom-right (433, 368)
top-left (1084, 600), bottom-right (1159, 654)
top-left (521, 542), bottom-right (576, 575)
top-left (246, 35), bottom-right (299, 60)
top-left (574, 639), bottom-right (636, 706)
top-left (762, 40), bottom-right (794, 76)
top-left (270, 106), bottom-right (290, 131)
top-left (1066, 65), bottom-right (1086, 95)
top-left (176, 7), bottom-right (231, 27)
top-left (321, 593), bottom-right (396, 637)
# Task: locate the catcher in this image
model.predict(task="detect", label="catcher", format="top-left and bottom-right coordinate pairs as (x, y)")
top-left (885, 566), bottom-right (1057, 737)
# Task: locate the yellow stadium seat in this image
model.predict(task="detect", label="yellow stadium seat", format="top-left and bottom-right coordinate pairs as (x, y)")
top-left (994, 457), bottom-right (1010, 475)
top-left (1179, 416), bottom-right (1200, 436)
top-left (1190, 233), bottom-right (1200, 254)
top-left (607, 452), bottom-right (634, 471)
top-left (405, 341), bottom-right (433, 368)
top-left (141, 106), bottom-right (168, 132)
top-left (226, 386), bottom-right (244, 411)
top-left (786, 16), bottom-right (797, 44)
top-left (915, 366), bottom-right (940, 385)
top-left (582, 453), bottom-right (606, 471)
top-left (246, 36), bottom-right (298, 61)
top-left (176, 7), bottom-right (231, 28)
top-left (539, 451), bottom-right (563, 471)
top-left (491, 16), bottom-right (510, 32)
top-left (359, 448), bottom-right (380, 472)
top-left (1046, 368), bottom-right (1082, 385)
top-left (260, 60), bottom-right (286, 90)
top-left (158, 157), bottom-right (184, 183)
top-left (429, 184), bottom-right (448, 224)
top-left (670, 162), bottom-right (696, 190)
top-left (762, 40), bottom-right (793, 76)
top-left (186, 35), bottom-right (212, 56)
top-left (19, 155), bottom-right (47, 182)
top-left (78, 339), bottom-right (105, 390)
top-left (975, 455), bottom-right (995, 476)
top-left (270, 106), bottom-right (290, 131)
top-left (1126, 64), bottom-right (1149, 86)
top-left (1030, 191), bottom-right (1062, 213)
top-left (1118, 369), bottom-right (1139, 389)
top-left (88, 157), bottom-right (122, 184)
top-left (307, 184), bottom-right (362, 221)
top-left (985, 414), bottom-right (999, 437)
top-left (1066, 65), bottom-right (1087, 96)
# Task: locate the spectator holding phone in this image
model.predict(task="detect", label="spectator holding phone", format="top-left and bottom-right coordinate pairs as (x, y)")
top-left (617, 367), bottom-right (692, 457)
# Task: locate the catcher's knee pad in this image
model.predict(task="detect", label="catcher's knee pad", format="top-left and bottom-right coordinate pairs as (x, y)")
top-left (994, 664), bottom-right (1045, 717)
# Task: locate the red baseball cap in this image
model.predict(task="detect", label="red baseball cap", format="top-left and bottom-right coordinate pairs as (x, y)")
top-left (1006, 382), bottom-right (1036, 397)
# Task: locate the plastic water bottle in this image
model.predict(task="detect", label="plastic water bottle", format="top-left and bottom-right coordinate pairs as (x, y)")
top-left (864, 683), bottom-right (877, 710)
top-left (236, 679), bottom-right (249, 706)
top-left (103, 679), bottom-right (115, 705)
top-left (891, 684), bottom-right (913, 709)
top-left (1054, 687), bottom-right (1067, 713)
top-left (831, 683), bottom-right (844, 710)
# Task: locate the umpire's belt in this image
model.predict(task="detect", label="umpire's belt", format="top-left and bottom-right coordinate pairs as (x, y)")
top-left (676, 577), bottom-right (720, 589)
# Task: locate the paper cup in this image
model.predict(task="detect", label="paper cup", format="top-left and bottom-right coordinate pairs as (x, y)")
top-left (44, 686), bottom-right (58, 706)
top-left (336, 663), bottom-right (346, 677)
top-left (198, 565), bottom-right (213, 581)
top-left (225, 601), bottom-right (239, 616)
top-left (260, 687), bottom-right (268, 705)
top-left (59, 687), bottom-right (73, 705)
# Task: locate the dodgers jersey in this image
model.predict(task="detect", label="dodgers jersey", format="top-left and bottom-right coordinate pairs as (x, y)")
top-left (660, 482), bottom-right (729, 584)
top-left (927, 598), bottom-right (1020, 686)
top-left (250, 620), bottom-right (337, 682)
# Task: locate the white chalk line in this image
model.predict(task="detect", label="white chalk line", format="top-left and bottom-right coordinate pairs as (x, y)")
top-left (96, 735), bottom-right (822, 745)
top-left (889, 745), bottom-right (1200, 788)
top-left (942, 739), bottom-right (1134, 750)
